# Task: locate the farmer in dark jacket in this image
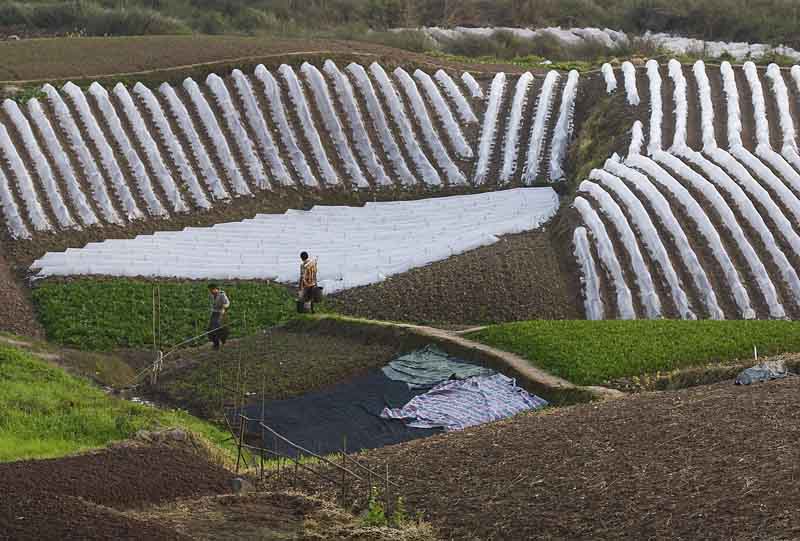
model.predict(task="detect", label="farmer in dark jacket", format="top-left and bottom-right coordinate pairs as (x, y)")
top-left (208, 284), bottom-right (230, 350)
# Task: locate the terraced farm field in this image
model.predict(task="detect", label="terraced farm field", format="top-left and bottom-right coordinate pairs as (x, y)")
top-left (574, 60), bottom-right (800, 320)
top-left (0, 61), bottom-right (578, 241)
top-left (7, 32), bottom-right (800, 540)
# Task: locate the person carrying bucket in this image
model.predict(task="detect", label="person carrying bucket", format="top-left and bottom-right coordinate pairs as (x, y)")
top-left (298, 251), bottom-right (320, 313)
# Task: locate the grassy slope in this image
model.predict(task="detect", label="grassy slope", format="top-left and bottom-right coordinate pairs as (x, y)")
top-left (32, 279), bottom-right (295, 351)
top-left (470, 320), bottom-right (800, 385)
top-left (0, 343), bottom-right (233, 462)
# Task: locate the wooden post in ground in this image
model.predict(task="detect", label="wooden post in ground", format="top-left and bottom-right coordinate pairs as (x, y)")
top-left (340, 436), bottom-right (347, 502)
top-left (235, 415), bottom-right (246, 474)
top-left (385, 463), bottom-right (391, 517)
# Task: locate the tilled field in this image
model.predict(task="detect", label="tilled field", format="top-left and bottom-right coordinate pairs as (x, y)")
top-left (328, 229), bottom-right (582, 325)
top-left (0, 36), bottom-right (533, 84)
top-left (0, 445), bottom-right (233, 541)
top-left (306, 377), bottom-right (800, 540)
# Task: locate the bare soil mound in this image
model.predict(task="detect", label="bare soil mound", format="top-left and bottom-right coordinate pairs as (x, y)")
top-left (1, 445), bottom-right (233, 540)
top-left (328, 229), bottom-right (581, 325)
top-left (1, 494), bottom-right (187, 541)
top-left (308, 377), bottom-right (800, 540)
top-left (0, 446), bottom-right (233, 510)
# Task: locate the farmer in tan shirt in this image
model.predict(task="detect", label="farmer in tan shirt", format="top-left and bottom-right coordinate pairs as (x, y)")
top-left (298, 251), bottom-right (318, 313)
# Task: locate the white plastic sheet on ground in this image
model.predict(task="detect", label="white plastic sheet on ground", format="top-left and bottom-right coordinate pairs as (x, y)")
top-left (302, 62), bottom-right (369, 188)
top-left (588, 168), bottom-right (694, 320)
top-left (602, 157), bottom-right (723, 319)
top-left (572, 226), bottom-right (605, 320)
top-left (2, 99), bottom-right (74, 229)
top-left (113, 83), bottom-right (188, 213)
top-left (89, 82), bottom-right (167, 217)
top-left (255, 65), bottom-right (318, 188)
top-left (279, 64), bottom-right (340, 187)
top-left (133, 83), bottom-right (211, 209)
top-left (184, 77), bottom-right (250, 196)
top-left (500, 72), bottom-right (533, 183)
top-left (0, 162), bottom-right (28, 239)
top-left (159, 82), bottom-right (229, 200)
top-left (573, 195), bottom-right (636, 319)
top-left (61, 82), bottom-right (143, 220)
top-left (0, 123), bottom-right (52, 231)
top-left (206, 73), bottom-right (268, 191)
top-left (41, 87), bottom-right (121, 224)
top-left (668, 60), bottom-right (688, 150)
top-left (628, 120), bottom-right (645, 156)
top-left (461, 72), bottom-right (483, 99)
top-left (579, 180), bottom-right (661, 318)
top-left (646, 60), bottom-right (662, 155)
top-left (346, 62), bottom-right (416, 186)
top-left (324, 60), bottom-right (391, 186)
top-left (692, 60), bottom-right (717, 149)
top-left (634, 152), bottom-right (782, 319)
top-left (415, 69), bottom-right (473, 159)
top-left (371, 63), bottom-right (440, 185)
top-left (380, 373), bottom-right (548, 432)
top-left (619, 156), bottom-right (757, 319)
top-left (522, 71), bottom-right (559, 184)
top-left (549, 70), bottom-right (580, 180)
top-left (230, 70), bottom-right (292, 188)
top-left (435, 70), bottom-right (478, 124)
top-left (395, 67), bottom-right (465, 185)
top-left (622, 61), bottom-right (640, 106)
top-left (26, 98), bottom-right (98, 226)
top-left (601, 63), bottom-right (617, 94)
top-left (656, 150), bottom-right (800, 312)
top-left (31, 188), bottom-right (559, 291)
top-left (473, 72), bottom-right (506, 185)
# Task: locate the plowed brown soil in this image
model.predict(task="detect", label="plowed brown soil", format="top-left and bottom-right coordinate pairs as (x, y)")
top-left (0, 36), bottom-right (534, 85)
top-left (305, 377), bottom-right (800, 540)
top-left (0, 446), bottom-right (233, 540)
top-left (329, 228), bottom-right (581, 325)
top-left (0, 253), bottom-right (41, 337)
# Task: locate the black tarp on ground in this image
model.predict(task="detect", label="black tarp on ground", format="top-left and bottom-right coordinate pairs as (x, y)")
top-left (236, 369), bottom-right (441, 457)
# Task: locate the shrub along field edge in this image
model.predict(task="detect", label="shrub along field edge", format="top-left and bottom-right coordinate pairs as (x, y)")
top-left (469, 320), bottom-right (800, 386)
top-left (32, 278), bottom-right (296, 351)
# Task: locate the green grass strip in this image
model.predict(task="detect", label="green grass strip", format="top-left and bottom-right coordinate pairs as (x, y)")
top-left (0, 344), bottom-right (234, 462)
top-left (32, 279), bottom-right (295, 351)
top-left (470, 320), bottom-right (800, 386)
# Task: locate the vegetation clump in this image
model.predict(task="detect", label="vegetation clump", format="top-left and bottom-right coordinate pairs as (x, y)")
top-left (3, 1), bottom-right (800, 54)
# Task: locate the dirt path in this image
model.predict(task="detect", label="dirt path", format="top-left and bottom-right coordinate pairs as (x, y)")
top-left (328, 377), bottom-right (800, 540)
